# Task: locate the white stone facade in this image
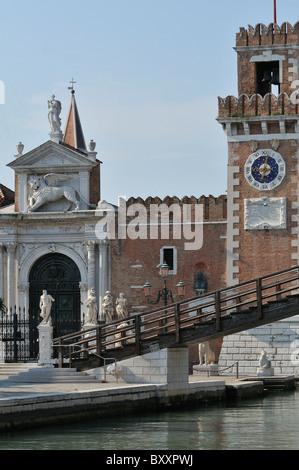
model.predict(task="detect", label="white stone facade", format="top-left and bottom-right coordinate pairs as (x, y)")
top-left (0, 218), bottom-right (110, 317)
top-left (219, 317), bottom-right (299, 376)
top-left (0, 105), bottom-right (109, 328)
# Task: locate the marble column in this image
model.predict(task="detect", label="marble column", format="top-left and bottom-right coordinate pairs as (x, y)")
top-left (18, 282), bottom-right (30, 319)
top-left (6, 243), bottom-right (16, 314)
top-left (86, 241), bottom-right (96, 292)
top-left (79, 281), bottom-right (88, 324)
top-left (99, 240), bottom-right (109, 319)
top-left (18, 173), bottom-right (28, 212)
top-left (0, 244), bottom-right (4, 301)
top-left (79, 171), bottom-right (89, 210)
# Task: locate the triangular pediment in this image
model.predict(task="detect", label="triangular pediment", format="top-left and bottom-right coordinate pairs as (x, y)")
top-left (7, 140), bottom-right (97, 173)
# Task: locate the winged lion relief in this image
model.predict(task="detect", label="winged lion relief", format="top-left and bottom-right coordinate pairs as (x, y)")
top-left (27, 173), bottom-right (96, 212)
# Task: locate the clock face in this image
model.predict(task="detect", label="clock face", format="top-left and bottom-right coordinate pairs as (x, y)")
top-left (245, 149), bottom-right (286, 191)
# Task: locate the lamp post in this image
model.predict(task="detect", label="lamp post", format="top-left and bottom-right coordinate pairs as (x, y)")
top-left (143, 263), bottom-right (186, 331)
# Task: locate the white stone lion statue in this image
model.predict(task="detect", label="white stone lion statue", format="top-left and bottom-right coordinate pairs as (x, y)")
top-left (28, 173), bottom-right (96, 212)
top-left (199, 341), bottom-right (215, 365)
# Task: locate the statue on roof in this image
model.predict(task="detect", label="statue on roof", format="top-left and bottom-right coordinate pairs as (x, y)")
top-left (48, 95), bottom-right (62, 132)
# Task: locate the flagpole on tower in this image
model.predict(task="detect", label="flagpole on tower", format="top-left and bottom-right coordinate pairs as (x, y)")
top-left (274, 0), bottom-right (277, 24)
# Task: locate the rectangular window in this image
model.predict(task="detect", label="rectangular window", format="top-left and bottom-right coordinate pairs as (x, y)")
top-left (160, 246), bottom-right (177, 275)
top-left (256, 61), bottom-right (280, 96)
top-left (163, 248), bottom-right (174, 271)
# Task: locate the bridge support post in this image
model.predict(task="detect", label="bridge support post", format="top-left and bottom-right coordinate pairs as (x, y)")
top-left (215, 291), bottom-right (221, 332)
top-left (256, 278), bottom-right (263, 319)
top-left (103, 347), bottom-right (189, 391)
top-left (175, 304), bottom-right (181, 343)
top-left (166, 347), bottom-right (189, 394)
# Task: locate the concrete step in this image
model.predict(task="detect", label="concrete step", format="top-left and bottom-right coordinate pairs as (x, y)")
top-left (0, 364), bottom-right (100, 383)
top-left (0, 363), bottom-right (37, 378)
top-left (9, 368), bottom-right (99, 383)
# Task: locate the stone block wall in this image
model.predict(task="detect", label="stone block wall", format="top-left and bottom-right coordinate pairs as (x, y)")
top-left (219, 317), bottom-right (299, 376)
top-left (98, 347), bottom-right (190, 391)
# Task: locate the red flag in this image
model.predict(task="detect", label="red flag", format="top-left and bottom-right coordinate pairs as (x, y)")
top-left (274, 0), bottom-right (277, 24)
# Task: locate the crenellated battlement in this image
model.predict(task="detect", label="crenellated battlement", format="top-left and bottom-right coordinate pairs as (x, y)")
top-left (236, 22), bottom-right (299, 47)
top-left (126, 195), bottom-right (227, 221)
top-left (218, 92), bottom-right (299, 118)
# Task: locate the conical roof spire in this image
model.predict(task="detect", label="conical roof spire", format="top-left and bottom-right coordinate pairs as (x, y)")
top-left (63, 88), bottom-right (87, 152)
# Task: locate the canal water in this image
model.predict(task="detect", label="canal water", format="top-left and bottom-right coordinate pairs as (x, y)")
top-left (0, 389), bottom-right (299, 451)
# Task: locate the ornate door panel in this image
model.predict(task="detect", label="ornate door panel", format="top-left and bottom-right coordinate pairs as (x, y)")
top-left (29, 253), bottom-right (81, 339)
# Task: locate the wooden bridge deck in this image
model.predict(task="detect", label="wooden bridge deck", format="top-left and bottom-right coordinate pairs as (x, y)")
top-left (53, 265), bottom-right (299, 366)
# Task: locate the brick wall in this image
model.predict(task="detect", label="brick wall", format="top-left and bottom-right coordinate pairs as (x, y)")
top-left (89, 161), bottom-right (101, 205)
top-left (110, 195), bottom-right (227, 363)
top-left (236, 23), bottom-right (299, 97)
top-left (228, 139), bottom-right (299, 283)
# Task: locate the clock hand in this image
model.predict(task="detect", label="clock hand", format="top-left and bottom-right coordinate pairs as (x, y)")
top-left (260, 154), bottom-right (269, 181)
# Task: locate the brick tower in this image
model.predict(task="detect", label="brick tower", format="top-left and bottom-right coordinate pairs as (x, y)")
top-left (218, 22), bottom-right (299, 286)
top-left (218, 22), bottom-right (299, 376)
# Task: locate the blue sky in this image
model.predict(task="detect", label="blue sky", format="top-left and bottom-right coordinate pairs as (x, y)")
top-left (0, 0), bottom-right (297, 205)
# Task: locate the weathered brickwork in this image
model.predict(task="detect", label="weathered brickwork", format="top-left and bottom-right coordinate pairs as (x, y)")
top-left (218, 22), bottom-right (299, 285)
top-left (218, 22), bottom-right (299, 375)
top-left (228, 139), bottom-right (299, 283)
top-left (0, 184), bottom-right (14, 208)
top-left (236, 22), bottom-right (299, 97)
top-left (111, 196), bottom-right (227, 305)
top-left (110, 195), bottom-right (227, 362)
top-left (89, 162), bottom-right (101, 205)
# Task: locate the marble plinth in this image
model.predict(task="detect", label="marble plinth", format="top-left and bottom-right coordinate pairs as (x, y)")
top-left (193, 364), bottom-right (219, 376)
top-left (257, 367), bottom-right (275, 377)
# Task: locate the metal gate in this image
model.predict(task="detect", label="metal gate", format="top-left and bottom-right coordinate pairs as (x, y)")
top-left (0, 308), bottom-right (84, 363)
top-left (0, 309), bottom-right (38, 363)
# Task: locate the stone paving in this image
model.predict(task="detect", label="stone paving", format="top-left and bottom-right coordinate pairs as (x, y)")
top-left (0, 378), bottom-right (145, 400)
top-left (0, 374), bottom-right (243, 400)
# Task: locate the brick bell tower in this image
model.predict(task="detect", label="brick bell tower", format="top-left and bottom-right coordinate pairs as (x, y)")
top-left (218, 22), bottom-right (299, 286)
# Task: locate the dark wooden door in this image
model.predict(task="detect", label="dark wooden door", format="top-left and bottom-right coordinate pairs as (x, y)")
top-left (29, 253), bottom-right (81, 340)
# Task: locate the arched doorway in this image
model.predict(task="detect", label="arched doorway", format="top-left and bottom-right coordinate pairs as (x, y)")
top-left (29, 253), bottom-right (81, 340)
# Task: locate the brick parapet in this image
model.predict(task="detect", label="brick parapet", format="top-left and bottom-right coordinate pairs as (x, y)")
top-left (236, 23), bottom-right (299, 47)
top-left (125, 195), bottom-right (227, 221)
top-left (218, 93), bottom-right (299, 118)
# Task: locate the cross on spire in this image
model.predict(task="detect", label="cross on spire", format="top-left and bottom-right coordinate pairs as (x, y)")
top-left (63, 84), bottom-right (87, 151)
top-left (68, 78), bottom-right (76, 94)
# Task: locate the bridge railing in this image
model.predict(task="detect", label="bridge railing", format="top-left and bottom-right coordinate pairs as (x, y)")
top-left (53, 265), bottom-right (299, 366)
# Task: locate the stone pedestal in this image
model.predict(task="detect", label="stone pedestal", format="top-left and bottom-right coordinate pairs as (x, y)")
top-left (0, 340), bottom-right (5, 363)
top-left (257, 367), bottom-right (274, 377)
top-left (193, 364), bottom-right (219, 377)
top-left (49, 130), bottom-right (63, 144)
top-left (38, 322), bottom-right (54, 367)
top-left (82, 323), bottom-right (99, 352)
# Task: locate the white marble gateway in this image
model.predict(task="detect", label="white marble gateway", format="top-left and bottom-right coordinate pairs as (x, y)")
top-left (0, 92), bottom-right (110, 330)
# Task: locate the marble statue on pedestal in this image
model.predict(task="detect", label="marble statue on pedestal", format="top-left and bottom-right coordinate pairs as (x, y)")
top-left (257, 350), bottom-right (274, 376)
top-left (39, 290), bottom-right (55, 324)
top-left (114, 322), bottom-right (129, 348)
top-left (84, 288), bottom-right (98, 324)
top-left (102, 291), bottom-right (114, 323)
top-left (116, 292), bottom-right (128, 320)
top-left (48, 95), bottom-right (62, 132)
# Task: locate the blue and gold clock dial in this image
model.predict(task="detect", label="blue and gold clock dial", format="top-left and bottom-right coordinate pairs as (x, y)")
top-left (245, 150), bottom-right (286, 190)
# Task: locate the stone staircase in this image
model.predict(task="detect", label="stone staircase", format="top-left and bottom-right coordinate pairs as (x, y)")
top-left (0, 363), bottom-right (100, 383)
